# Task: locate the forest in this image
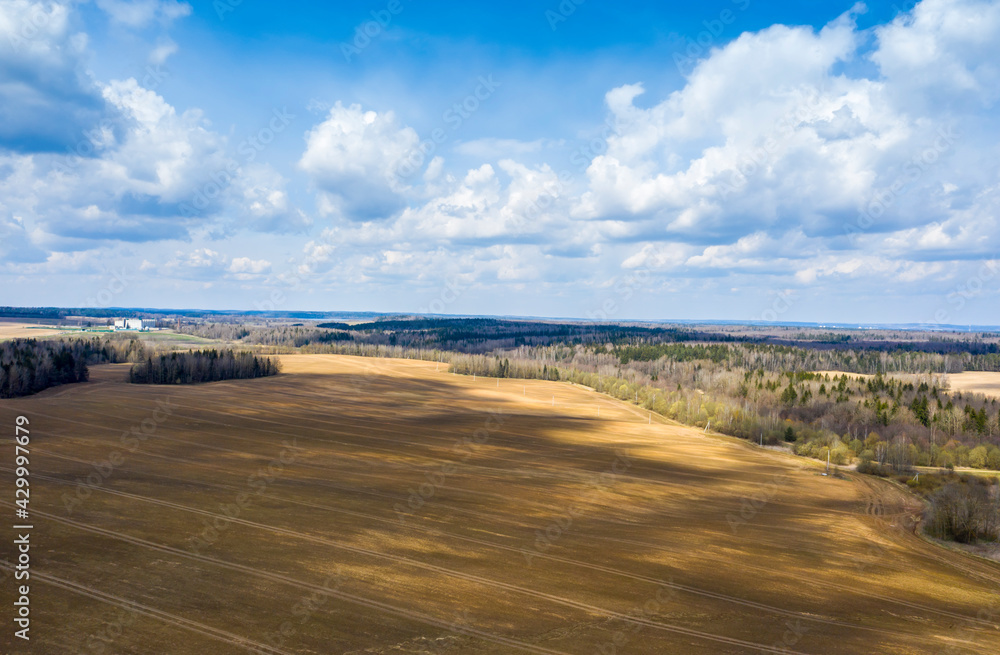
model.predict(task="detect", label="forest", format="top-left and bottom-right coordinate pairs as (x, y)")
top-left (0, 339), bottom-right (88, 398)
top-left (186, 318), bottom-right (718, 353)
top-left (128, 349), bottom-right (280, 385)
top-left (0, 338), bottom-right (146, 398)
top-left (181, 318), bottom-right (1000, 373)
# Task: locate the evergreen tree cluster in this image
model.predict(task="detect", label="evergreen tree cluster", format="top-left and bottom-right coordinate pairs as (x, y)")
top-left (0, 339), bottom-right (88, 398)
top-left (128, 349), bottom-right (280, 385)
top-left (0, 337), bottom-right (145, 398)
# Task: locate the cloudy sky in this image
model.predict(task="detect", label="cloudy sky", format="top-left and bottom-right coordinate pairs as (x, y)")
top-left (1, 0), bottom-right (998, 324)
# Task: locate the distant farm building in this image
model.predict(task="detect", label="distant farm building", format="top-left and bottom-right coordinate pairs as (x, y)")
top-left (114, 318), bottom-right (150, 331)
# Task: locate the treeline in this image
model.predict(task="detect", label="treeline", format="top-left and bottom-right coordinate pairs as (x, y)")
top-left (0, 307), bottom-right (68, 319)
top-left (447, 343), bottom-right (1000, 471)
top-left (180, 319), bottom-right (719, 355)
top-left (182, 324), bottom-right (355, 348)
top-left (1, 339), bottom-right (87, 398)
top-left (177, 319), bottom-right (1000, 372)
top-left (610, 342), bottom-right (1000, 374)
top-left (613, 343), bottom-right (732, 364)
top-left (128, 350), bottom-right (281, 385)
top-left (0, 338), bottom-right (146, 398)
top-left (0, 307), bottom-right (152, 320)
top-left (449, 354), bottom-right (563, 380)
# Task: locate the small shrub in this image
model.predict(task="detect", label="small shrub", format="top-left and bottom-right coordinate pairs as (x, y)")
top-left (857, 461), bottom-right (888, 477)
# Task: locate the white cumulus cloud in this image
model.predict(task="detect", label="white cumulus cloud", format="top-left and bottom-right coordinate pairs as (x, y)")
top-left (298, 102), bottom-right (420, 220)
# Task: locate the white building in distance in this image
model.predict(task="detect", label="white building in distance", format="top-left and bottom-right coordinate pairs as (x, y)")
top-left (114, 318), bottom-right (149, 331)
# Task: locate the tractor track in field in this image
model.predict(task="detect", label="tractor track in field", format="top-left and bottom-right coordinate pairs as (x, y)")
top-left (21, 400), bottom-right (992, 579)
top-left (853, 474), bottom-right (1000, 586)
top-left (4, 457), bottom-right (934, 642)
top-left (28, 398), bottom-right (865, 521)
top-left (17, 375), bottom-right (1000, 596)
top-left (2, 496), bottom-right (815, 655)
top-left (6, 467), bottom-right (998, 646)
top-left (8, 358), bottom-right (1000, 653)
top-left (23, 419), bottom-right (889, 549)
top-left (0, 563), bottom-right (297, 655)
top-left (33, 367), bottom-right (797, 479)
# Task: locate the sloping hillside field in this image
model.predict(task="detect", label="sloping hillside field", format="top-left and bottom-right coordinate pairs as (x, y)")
top-left (3, 355), bottom-right (1000, 654)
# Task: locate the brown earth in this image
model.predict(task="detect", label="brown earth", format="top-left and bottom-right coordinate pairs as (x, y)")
top-left (1, 355), bottom-right (999, 654)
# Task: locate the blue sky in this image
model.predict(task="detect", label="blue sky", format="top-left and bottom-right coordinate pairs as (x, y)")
top-left (1, 0), bottom-right (998, 324)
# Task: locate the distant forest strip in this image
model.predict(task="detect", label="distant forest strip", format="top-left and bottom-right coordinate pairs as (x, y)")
top-left (184, 320), bottom-right (727, 355)
top-left (180, 319), bottom-right (1000, 374)
top-left (128, 349), bottom-right (280, 385)
top-left (0, 338), bottom-right (146, 399)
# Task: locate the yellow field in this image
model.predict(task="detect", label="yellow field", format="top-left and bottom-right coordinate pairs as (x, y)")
top-left (0, 322), bottom-right (71, 340)
top-left (2, 355), bottom-right (999, 654)
top-left (946, 372), bottom-right (1000, 399)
